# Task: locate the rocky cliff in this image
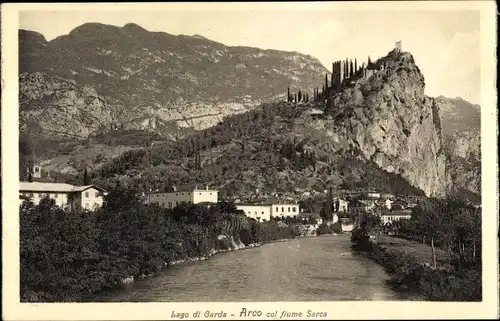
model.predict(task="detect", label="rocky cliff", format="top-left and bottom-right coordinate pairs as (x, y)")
top-left (19, 24), bottom-right (328, 138)
top-left (435, 96), bottom-right (481, 197)
top-left (321, 49), bottom-right (451, 197)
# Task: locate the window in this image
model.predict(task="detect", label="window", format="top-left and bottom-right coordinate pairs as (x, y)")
top-left (181, 193), bottom-right (184, 195)
top-left (281, 207), bottom-right (284, 212)
top-left (95, 192), bottom-right (99, 198)
top-left (210, 193), bottom-right (212, 195)
top-left (261, 211), bottom-right (264, 214)
top-left (175, 201), bottom-right (178, 206)
top-left (292, 207), bottom-right (296, 212)
top-left (85, 192), bottom-right (89, 198)
top-left (199, 193), bottom-right (202, 195)
top-left (276, 207), bottom-right (279, 212)
top-left (188, 201), bottom-right (191, 204)
top-left (29, 193), bottom-right (34, 198)
top-left (176, 193), bottom-right (178, 196)
top-left (168, 202), bottom-right (172, 208)
top-left (188, 192), bottom-right (191, 195)
top-left (288, 207), bottom-right (290, 212)
top-left (54, 193), bottom-right (58, 198)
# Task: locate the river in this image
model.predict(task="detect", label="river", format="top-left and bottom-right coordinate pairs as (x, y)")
top-left (90, 235), bottom-right (420, 301)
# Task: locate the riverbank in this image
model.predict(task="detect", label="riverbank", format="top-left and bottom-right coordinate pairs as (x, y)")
top-left (20, 197), bottom-right (307, 302)
top-left (351, 232), bottom-right (481, 301)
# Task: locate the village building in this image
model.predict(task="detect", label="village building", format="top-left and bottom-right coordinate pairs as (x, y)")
top-left (383, 198), bottom-right (394, 210)
top-left (19, 182), bottom-right (108, 211)
top-left (335, 198), bottom-right (349, 212)
top-left (27, 165), bottom-right (42, 179)
top-left (236, 204), bottom-right (272, 222)
top-left (297, 212), bottom-right (323, 225)
top-left (236, 198), bottom-right (300, 222)
top-left (380, 209), bottom-right (412, 225)
top-left (145, 185), bottom-right (218, 209)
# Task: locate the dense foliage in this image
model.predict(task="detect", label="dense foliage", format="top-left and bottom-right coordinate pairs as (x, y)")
top-left (351, 197), bottom-right (481, 301)
top-left (89, 102), bottom-right (424, 198)
top-left (20, 186), bottom-right (302, 302)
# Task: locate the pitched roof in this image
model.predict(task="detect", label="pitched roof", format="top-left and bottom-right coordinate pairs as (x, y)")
top-left (19, 182), bottom-right (108, 193)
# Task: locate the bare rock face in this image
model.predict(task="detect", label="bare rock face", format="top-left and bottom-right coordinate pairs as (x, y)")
top-left (326, 50), bottom-right (451, 197)
top-left (19, 72), bottom-right (112, 138)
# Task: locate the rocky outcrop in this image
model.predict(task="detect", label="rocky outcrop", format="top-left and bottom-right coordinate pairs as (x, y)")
top-left (324, 50), bottom-right (451, 197)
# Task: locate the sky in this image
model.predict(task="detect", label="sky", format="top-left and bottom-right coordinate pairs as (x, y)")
top-left (19, 9), bottom-right (481, 104)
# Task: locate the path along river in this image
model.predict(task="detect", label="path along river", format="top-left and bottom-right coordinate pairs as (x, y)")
top-left (91, 234), bottom-right (421, 301)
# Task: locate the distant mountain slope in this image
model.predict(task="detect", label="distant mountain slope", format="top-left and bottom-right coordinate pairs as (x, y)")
top-left (434, 96), bottom-right (481, 196)
top-left (19, 23), bottom-right (328, 138)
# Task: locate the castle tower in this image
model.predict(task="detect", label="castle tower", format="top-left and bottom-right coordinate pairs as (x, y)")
top-left (395, 40), bottom-right (402, 52)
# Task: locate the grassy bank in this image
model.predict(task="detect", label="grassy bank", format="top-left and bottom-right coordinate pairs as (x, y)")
top-left (351, 231), bottom-right (481, 301)
top-left (20, 187), bottom-right (303, 302)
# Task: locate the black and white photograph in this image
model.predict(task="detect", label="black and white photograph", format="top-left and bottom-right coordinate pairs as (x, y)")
top-left (1, 1), bottom-right (498, 320)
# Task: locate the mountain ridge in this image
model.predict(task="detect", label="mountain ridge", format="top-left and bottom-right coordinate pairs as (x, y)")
top-left (18, 23), bottom-right (480, 199)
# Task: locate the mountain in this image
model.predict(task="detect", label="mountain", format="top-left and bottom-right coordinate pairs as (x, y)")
top-left (434, 96), bottom-right (481, 198)
top-left (19, 24), bottom-right (480, 199)
top-left (19, 23), bottom-right (328, 140)
top-left (87, 48), bottom-right (480, 199)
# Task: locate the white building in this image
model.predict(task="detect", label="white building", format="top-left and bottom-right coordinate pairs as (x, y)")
top-left (270, 203), bottom-right (300, 218)
top-left (145, 185), bottom-right (218, 209)
top-left (236, 204), bottom-right (272, 222)
top-left (335, 198), bottom-right (349, 212)
top-left (384, 199), bottom-right (394, 210)
top-left (19, 182), bottom-right (108, 211)
top-left (27, 165), bottom-right (42, 179)
top-left (381, 210), bottom-right (412, 225)
top-left (236, 201), bottom-right (300, 222)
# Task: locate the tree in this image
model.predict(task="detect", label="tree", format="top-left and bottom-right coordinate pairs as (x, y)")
top-left (320, 187), bottom-right (334, 222)
top-left (83, 167), bottom-right (91, 185)
top-left (287, 87), bottom-right (291, 102)
top-left (298, 90), bottom-right (302, 102)
top-left (349, 60), bottom-right (354, 78)
top-left (354, 58), bottom-right (358, 76)
top-left (28, 170), bottom-right (33, 183)
top-left (324, 73), bottom-right (328, 90)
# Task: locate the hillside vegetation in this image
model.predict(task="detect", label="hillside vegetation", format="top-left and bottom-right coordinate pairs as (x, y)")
top-left (93, 101), bottom-right (425, 197)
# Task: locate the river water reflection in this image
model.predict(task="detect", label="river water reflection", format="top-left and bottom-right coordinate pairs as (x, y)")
top-left (91, 235), bottom-right (421, 301)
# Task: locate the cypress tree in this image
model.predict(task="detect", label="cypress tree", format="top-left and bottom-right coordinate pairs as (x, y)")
top-left (287, 87), bottom-right (290, 102)
top-left (324, 73), bottom-right (328, 90)
top-left (294, 92), bottom-right (298, 103)
top-left (354, 58), bottom-right (358, 76)
top-left (28, 170), bottom-right (33, 183)
top-left (83, 167), bottom-right (90, 185)
top-left (298, 90), bottom-right (302, 102)
top-left (349, 60), bottom-right (354, 78)
top-left (331, 62), bottom-right (335, 86)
